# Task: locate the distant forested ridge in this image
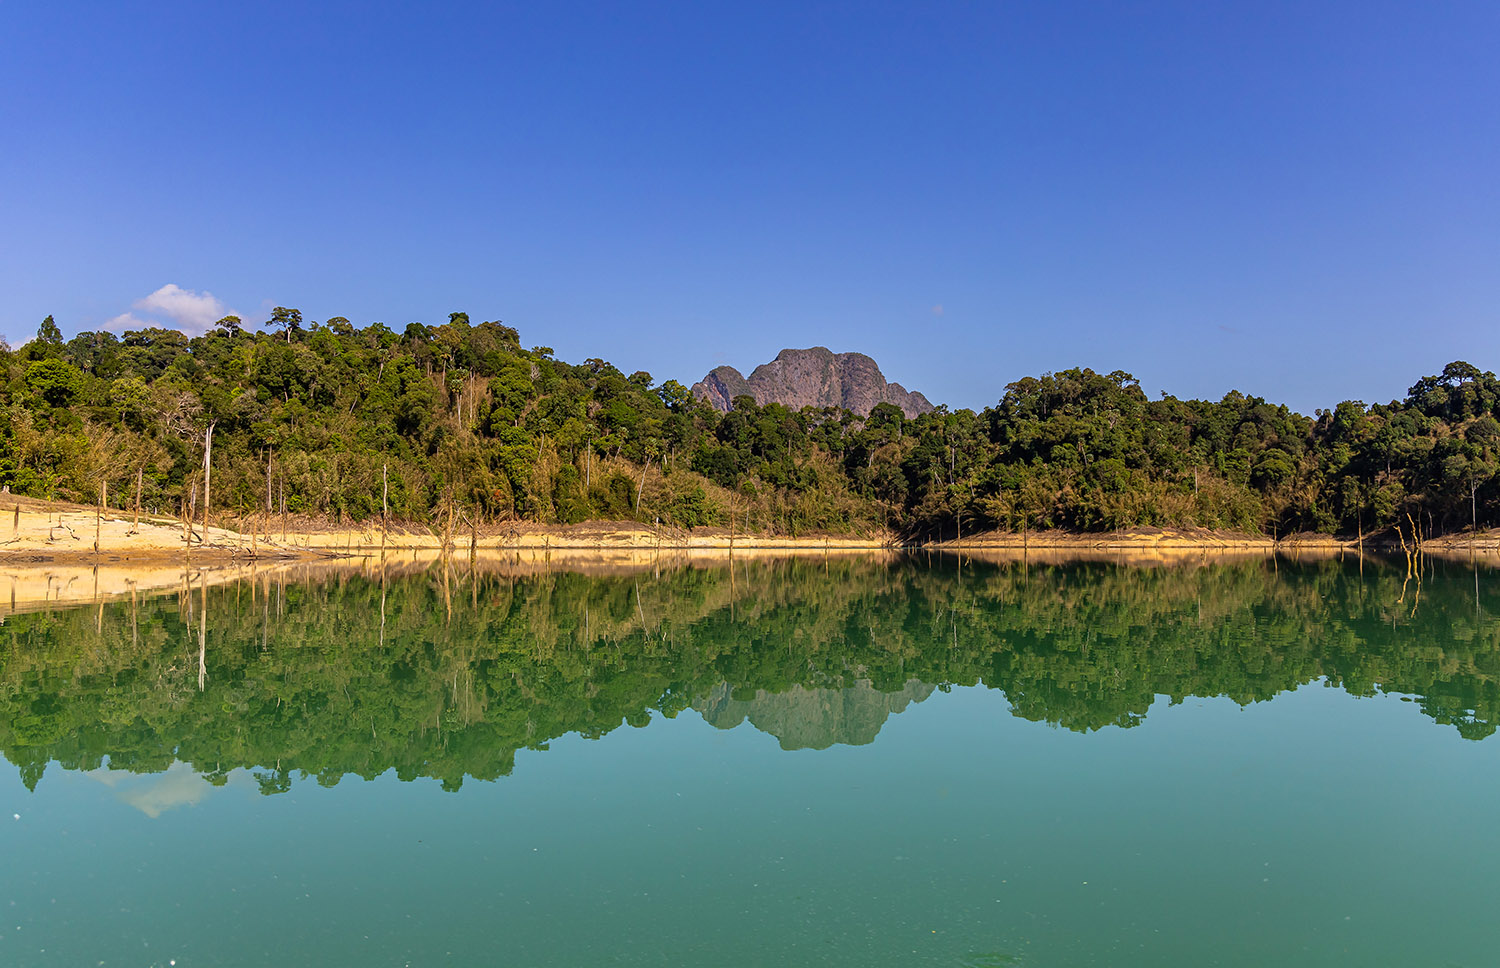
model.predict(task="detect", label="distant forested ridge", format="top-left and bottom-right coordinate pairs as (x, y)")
top-left (3, 310), bottom-right (1498, 538)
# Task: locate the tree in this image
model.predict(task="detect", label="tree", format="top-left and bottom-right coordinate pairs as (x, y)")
top-left (24, 359), bottom-right (83, 407)
top-left (866, 403), bottom-right (906, 442)
top-left (657, 379), bottom-right (693, 412)
top-left (268, 307), bottom-right (303, 343)
top-left (36, 315), bottom-right (63, 347)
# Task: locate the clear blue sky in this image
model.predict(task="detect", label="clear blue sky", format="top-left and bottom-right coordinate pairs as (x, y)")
top-left (3, 1), bottom-right (1497, 414)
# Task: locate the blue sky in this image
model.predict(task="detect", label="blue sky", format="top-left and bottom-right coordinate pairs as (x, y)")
top-left (2, 1), bottom-right (1497, 414)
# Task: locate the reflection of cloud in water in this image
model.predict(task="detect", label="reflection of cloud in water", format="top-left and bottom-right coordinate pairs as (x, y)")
top-left (86, 762), bottom-right (245, 817)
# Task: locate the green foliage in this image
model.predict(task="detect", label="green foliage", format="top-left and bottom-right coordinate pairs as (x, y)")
top-left (5, 311), bottom-right (1499, 537)
top-left (34, 315), bottom-right (63, 351)
top-left (24, 359), bottom-right (83, 407)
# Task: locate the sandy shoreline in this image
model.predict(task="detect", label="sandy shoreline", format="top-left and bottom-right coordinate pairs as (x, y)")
top-left (0, 497), bottom-right (894, 564)
top-left (0, 496), bottom-right (1493, 576)
top-left (1, 522), bottom-right (1493, 617)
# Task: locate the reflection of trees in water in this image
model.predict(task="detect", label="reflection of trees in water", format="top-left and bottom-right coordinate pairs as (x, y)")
top-left (3, 555), bottom-right (1499, 793)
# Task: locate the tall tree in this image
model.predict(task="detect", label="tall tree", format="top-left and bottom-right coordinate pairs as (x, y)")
top-left (268, 307), bottom-right (303, 343)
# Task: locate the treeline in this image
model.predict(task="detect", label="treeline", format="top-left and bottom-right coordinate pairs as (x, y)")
top-left (3, 311), bottom-right (1498, 537)
top-left (3, 556), bottom-right (1497, 793)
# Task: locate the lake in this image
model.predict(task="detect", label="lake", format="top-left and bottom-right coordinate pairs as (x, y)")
top-left (2, 552), bottom-right (1498, 966)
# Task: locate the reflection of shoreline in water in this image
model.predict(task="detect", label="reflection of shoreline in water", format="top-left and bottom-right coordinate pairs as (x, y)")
top-left (7, 541), bottom-right (1496, 620)
top-left (3, 555), bottom-right (1499, 798)
top-left (0, 550), bottom-right (907, 620)
top-left (0, 561), bottom-right (267, 621)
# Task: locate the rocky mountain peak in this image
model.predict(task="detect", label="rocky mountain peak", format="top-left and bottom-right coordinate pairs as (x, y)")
top-left (690, 347), bottom-right (934, 418)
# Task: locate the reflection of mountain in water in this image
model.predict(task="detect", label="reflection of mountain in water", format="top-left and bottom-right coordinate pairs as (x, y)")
top-left (696, 679), bottom-right (935, 750)
top-left (4, 554), bottom-right (1500, 795)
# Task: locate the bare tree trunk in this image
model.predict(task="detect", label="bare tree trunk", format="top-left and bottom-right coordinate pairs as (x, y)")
top-left (133, 466), bottom-right (143, 532)
top-left (202, 421), bottom-right (216, 538)
top-left (95, 481), bottom-right (104, 553)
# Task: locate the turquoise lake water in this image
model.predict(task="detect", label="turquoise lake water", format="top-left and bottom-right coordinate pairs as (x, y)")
top-left (2, 554), bottom-right (1498, 966)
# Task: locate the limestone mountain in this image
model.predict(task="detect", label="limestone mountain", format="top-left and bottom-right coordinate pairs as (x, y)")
top-left (690, 347), bottom-right (934, 418)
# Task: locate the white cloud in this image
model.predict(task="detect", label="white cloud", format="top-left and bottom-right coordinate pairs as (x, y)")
top-left (104, 312), bottom-right (148, 331)
top-left (104, 284), bottom-right (238, 334)
top-left (134, 284), bottom-right (233, 332)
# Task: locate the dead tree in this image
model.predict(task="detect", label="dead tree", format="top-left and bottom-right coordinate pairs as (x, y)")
top-left (202, 421), bottom-right (217, 538)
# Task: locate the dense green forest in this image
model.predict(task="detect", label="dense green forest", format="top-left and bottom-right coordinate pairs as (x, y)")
top-left (3, 556), bottom-right (1497, 793)
top-left (5, 311), bottom-right (1499, 537)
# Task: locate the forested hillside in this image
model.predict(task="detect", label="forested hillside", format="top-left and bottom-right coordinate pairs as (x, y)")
top-left (3, 311), bottom-right (1497, 539)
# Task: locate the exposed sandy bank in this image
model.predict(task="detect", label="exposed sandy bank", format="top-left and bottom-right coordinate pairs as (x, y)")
top-left (9, 496), bottom-right (1500, 574)
top-left (0, 496), bottom-right (300, 564)
top-left (0, 497), bottom-right (894, 565)
top-left (933, 526), bottom-right (1287, 552)
top-left (266, 520), bottom-right (894, 555)
top-left (1419, 528), bottom-right (1500, 553)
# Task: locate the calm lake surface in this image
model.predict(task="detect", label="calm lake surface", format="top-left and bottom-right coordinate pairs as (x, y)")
top-left (3, 553), bottom-right (1499, 967)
